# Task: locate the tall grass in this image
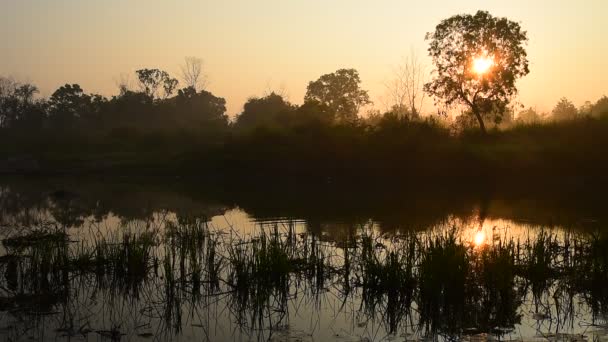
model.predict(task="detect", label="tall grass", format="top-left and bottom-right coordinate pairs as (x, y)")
top-left (2, 221), bottom-right (608, 340)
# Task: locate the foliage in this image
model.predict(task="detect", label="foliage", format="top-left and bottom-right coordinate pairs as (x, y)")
top-left (304, 68), bottom-right (371, 123)
top-left (516, 107), bottom-right (542, 124)
top-left (135, 68), bottom-right (179, 99)
top-left (592, 96), bottom-right (608, 118)
top-left (48, 84), bottom-right (106, 129)
top-left (171, 87), bottom-right (229, 129)
top-left (234, 92), bottom-right (295, 131)
top-left (552, 97), bottom-right (578, 121)
top-left (425, 11), bottom-right (529, 133)
top-left (0, 77), bottom-right (44, 129)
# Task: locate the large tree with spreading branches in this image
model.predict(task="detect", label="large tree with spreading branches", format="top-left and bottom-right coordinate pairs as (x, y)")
top-left (424, 11), bottom-right (529, 133)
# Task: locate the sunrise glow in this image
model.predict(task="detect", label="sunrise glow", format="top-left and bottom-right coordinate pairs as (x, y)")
top-left (472, 56), bottom-right (495, 75)
top-left (474, 230), bottom-right (486, 246)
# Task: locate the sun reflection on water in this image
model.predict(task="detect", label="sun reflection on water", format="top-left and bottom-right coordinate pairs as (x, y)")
top-left (474, 229), bottom-right (486, 247)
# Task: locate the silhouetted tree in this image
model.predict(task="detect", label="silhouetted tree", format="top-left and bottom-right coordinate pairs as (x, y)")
top-left (104, 90), bottom-right (154, 129)
top-left (163, 78), bottom-right (179, 100)
top-left (48, 84), bottom-right (106, 128)
top-left (0, 78), bottom-right (22, 128)
top-left (173, 87), bottom-right (228, 128)
top-left (180, 57), bottom-right (207, 91)
top-left (579, 101), bottom-right (594, 117)
top-left (0, 77), bottom-right (44, 129)
top-left (552, 97), bottom-right (578, 121)
top-left (234, 92), bottom-right (295, 131)
top-left (13, 84), bottom-right (38, 104)
top-left (592, 96), bottom-right (608, 117)
top-left (136, 69), bottom-right (179, 99)
top-left (424, 11), bottom-right (529, 133)
top-left (384, 51), bottom-right (426, 118)
top-left (304, 69), bottom-right (371, 124)
top-left (516, 107), bottom-right (542, 124)
top-left (115, 73), bottom-right (134, 96)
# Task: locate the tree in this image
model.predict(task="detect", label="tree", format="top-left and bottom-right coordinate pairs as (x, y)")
top-left (135, 69), bottom-right (179, 99)
top-left (104, 90), bottom-right (154, 129)
top-left (424, 11), bottom-right (529, 133)
top-left (304, 68), bottom-right (371, 123)
top-left (294, 101), bottom-right (335, 127)
top-left (384, 51), bottom-right (426, 118)
top-left (163, 78), bottom-right (179, 99)
top-left (115, 73), bottom-right (134, 96)
top-left (180, 57), bottom-right (207, 91)
top-left (234, 93), bottom-right (295, 131)
top-left (516, 107), bottom-right (542, 124)
top-left (592, 96), bottom-right (608, 117)
top-left (552, 97), bottom-right (578, 121)
top-left (48, 84), bottom-right (106, 128)
top-left (0, 77), bottom-right (43, 129)
top-left (579, 101), bottom-right (594, 117)
top-left (174, 87), bottom-right (228, 128)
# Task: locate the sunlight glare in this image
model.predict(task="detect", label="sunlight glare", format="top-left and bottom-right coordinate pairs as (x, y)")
top-left (472, 56), bottom-right (494, 75)
top-left (474, 230), bottom-right (486, 247)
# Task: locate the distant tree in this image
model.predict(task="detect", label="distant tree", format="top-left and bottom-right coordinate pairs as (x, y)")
top-left (293, 101), bottom-right (335, 127)
top-left (174, 87), bottom-right (228, 128)
top-left (163, 78), bottom-right (179, 99)
top-left (552, 97), bottom-right (578, 121)
top-left (234, 92), bottom-right (295, 130)
top-left (304, 68), bottom-right (371, 123)
top-left (47, 84), bottom-right (106, 128)
top-left (0, 77), bottom-right (43, 129)
top-left (516, 107), bottom-right (542, 124)
top-left (13, 84), bottom-right (38, 105)
top-left (180, 57), bottom-right (207, 91)
top-left (363, 108), bottom-right (383, 127)
top-left (384, 51), bottom-right (426, 118)
top-left (135, 69), bottom-right (179, 99)
top-left (0, 77), bottom-right (17, 100)
top-left (592, 96), bottom-right (608, 117)
top-left (424, 11), bottom-right (529, 133)
top-left (115, 73), bottom-right (134, 96)
top-left (104, 90), bottom-right (154, 129)
top-left (578, 101), bottom-right (594, 117)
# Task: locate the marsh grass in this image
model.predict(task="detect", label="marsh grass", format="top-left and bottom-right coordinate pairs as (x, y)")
top-left (473, 240), bottom-right (522, 334)
top-left (417, 230), bottom-right (470, 335)
top-left (358, 231), bottom-right (417, 333)
top-left (226, 226), bottom-right (293, 327)
top-left (2, 220), bottom-right (608, 340)
top-left (569, 232), bottom-right (608, 317)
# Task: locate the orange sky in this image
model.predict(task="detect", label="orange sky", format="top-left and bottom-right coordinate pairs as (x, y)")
top-left (1, 0), bottom-right (606, 116)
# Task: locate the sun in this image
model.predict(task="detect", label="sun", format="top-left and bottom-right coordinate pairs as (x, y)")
top-left (474, 230), bottom-right (486, 247)
top-left (472, 56), bottom-right (495, 75)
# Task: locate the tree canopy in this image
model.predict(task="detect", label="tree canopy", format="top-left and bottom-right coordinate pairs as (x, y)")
top-left (424, 11), bottom-right (529, 133)
top-left (234, 93), bottom-right (295, 131)
top-left (552, 97), bottom-right (578, 121)
top-left (304, 69), bottom-right (371, 123)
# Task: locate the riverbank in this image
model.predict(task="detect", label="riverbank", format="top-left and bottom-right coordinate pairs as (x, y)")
top-left (2, 117), bottom-right (608, 191)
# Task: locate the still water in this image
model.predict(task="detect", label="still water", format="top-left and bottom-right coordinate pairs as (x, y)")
top-left (0, 178), bottom-right (606, 341)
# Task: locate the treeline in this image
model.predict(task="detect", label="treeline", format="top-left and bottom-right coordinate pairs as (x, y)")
top-left (1, 68), bottom-right (608, 187)
top-left (512, 96), bottom-right (608, 124)
top-left (0, 71), bottom-right (228, 137)
top-left (2, 68), bottom-right (607, 136)
top-left (0, 68), bottom-right (376, 137)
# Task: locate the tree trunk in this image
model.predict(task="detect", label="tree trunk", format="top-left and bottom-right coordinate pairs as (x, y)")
top-left (472, 108), bottom-right (487, 134)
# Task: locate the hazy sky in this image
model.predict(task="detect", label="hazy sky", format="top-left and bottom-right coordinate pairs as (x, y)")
top-left (1, 0), bottom-right (607, 116)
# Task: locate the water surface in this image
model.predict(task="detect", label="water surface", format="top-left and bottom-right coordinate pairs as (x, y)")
top-left (0, 178), bottom-right (606, 341)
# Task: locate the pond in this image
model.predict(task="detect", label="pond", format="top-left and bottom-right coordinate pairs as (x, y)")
top-left (0, 178), bottom-right (606, 341)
